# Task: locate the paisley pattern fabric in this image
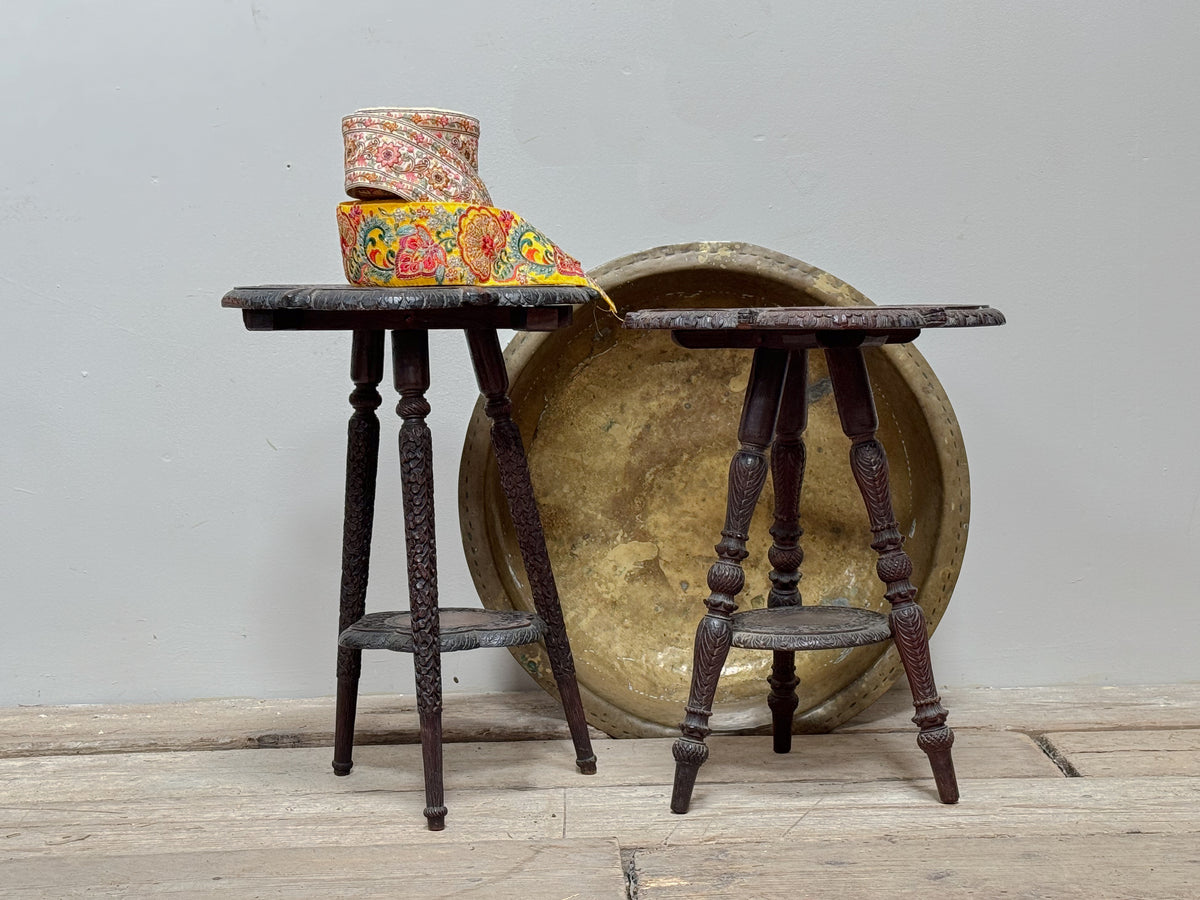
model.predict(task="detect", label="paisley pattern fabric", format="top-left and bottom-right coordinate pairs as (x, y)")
top-left (337, 108), bottom-right (614, 310)
top-left (343, 109), bottom-right (491, 205)
top-left (337, 202), bottom-right (591, 289)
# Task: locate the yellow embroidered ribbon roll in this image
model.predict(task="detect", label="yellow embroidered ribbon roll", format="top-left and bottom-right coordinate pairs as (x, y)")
top-left (343, 108), bottom-right (492, 205)
top-left (337, 201), bottom-right (594, 289)
top-left (338, 107), bottom-right (616, 312)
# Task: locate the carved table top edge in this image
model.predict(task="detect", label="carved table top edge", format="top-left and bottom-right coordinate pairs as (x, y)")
top-left (222, 284), bottom-right (601, 312)
top-left (623, 304), bottom-right (1006, 332)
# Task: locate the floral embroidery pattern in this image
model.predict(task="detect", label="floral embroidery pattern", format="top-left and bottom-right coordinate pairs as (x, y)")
top-left (373, 144), bottom-right (402, 168)
top-left (343, 109), bottom-right (491, 205)
top-left (337, 201), bottom-right (595, 290)
top-left (516, 228), bottom-right (556, 267)
top-left (337, 202), bottom-right (365, 259)
top-left (395, 224), bottom-right (447, 279)
top-left (358, 107), bottom-right (481, 170)
top-left (555, 249), bottom-right (585, 277)
top-left (457, 207), bottom-right (508, 280)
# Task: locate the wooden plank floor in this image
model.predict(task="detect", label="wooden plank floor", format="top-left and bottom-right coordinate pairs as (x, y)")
top-left (1, 684), bottom-right (1197, 897)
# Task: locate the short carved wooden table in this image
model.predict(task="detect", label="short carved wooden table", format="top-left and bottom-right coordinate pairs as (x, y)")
top-left (622, 304), bottom-right (1005, 813)
top-left (222, 284), bottom-right (598, 830)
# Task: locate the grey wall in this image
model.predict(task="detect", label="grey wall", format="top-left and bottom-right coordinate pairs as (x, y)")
top-left (2, 1), bottom-right (1197, 706)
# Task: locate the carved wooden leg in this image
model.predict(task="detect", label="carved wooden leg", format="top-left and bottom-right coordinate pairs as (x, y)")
top-left (333, 330), bottom-right (384, 777)
top-left (464, 328), bottom-right (596, 775)
top-left (826, 346), bottom-right (958, 804)
top-left (672, 347), bottom-right (789, 814)
top-left (392, 329), bottom-right (447, 830)
top-left (766, 351), bottom-right (808, 754)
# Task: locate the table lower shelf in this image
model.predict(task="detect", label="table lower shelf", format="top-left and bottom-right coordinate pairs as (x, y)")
top-left (339, 608), bottom-right (546, 653)
top-left (729, 605), bottom-right (892, 652)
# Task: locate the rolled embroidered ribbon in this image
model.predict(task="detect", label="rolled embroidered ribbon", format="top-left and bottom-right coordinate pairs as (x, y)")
top-left (337, 201), bottom-right (594, 288)
top-left (343, 108), bottom-right (492, 205)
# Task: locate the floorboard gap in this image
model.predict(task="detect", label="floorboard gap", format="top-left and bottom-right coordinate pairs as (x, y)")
top-left (621, 848), bottom-right (640, 899)
top-left (1029, 732), bottom-right (1083, 777)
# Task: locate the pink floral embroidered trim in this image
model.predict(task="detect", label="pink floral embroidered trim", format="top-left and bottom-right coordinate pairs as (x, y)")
top-left (343, 108), bottom-right (492, 205)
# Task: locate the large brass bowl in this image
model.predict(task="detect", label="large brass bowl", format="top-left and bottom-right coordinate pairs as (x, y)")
top-left (458, 242), bottom-right (970, 737)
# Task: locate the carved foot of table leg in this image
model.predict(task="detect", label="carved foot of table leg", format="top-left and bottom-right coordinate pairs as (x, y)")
top-left (919, 724), bottom-right (959, 804)
top-left (417, 695), bottom-right (446, 829)
top-left (676, 595), bottom-right (739, 816)
top-left (671, 736), bottom-right (710, 814)
top-left (576, 753), bottom-right (598, 775)
top-left (332, 666), bottom-right (359, 775)
top-left (671, 607), bottom-right (736, 813)
top-left (421, 708), bottom-right (448, 830)
top-left (892, 599), bottom-right (959, 804)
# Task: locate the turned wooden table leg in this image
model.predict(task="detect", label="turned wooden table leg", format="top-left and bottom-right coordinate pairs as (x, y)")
top-left (464, 328), bottom-right (597, 775)
top-left (333, 330), bottom-right (384, 776)
top-left (392, 329), bottom-right (447, 830)
top-left (826, 346), bottom-right (959, 804)
top-left (766, 350), bottom-right (809, 754)
top-left (672, 347), bottom-right (788, 814)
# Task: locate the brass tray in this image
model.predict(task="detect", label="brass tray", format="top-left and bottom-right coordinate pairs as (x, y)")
top-left (459, 242), bottom-right (970, 737)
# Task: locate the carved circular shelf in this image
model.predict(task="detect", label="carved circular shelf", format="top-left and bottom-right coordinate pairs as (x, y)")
top-left (459, 242), bottom-right (972, 737)
top-left (339, 608), bottom-right (546, 653)
top-left (730, 606), bottom-right (892, 652)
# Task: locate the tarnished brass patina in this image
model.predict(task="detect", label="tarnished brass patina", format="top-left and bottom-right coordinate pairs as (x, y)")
top-left (459, 243), bottom-right (971, 737)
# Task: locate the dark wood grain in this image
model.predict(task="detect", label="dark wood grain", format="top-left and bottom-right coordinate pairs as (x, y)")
top-left (332, 330), bottom-right (385, 777)
top-left (624, 304), bottom-right (1005, 332)
top-left (766, 351), bottom-right (808, 753)
top-left (465, 328), bottom-right (597, 776)
top-left (672, 348), bottom-right (788, 814)
top-left (223, 284), bottom-right (599, 311)
top-left (730, 606), bottom-right (892, 651)
top-left (227, 283), bottom-right (584, 333)
top-left (826, 346), bottom-right (958, 804)
top-left (239, 306), bottom-right (571, 333)
top-left (392, 329), bottom-right (447, 830)
top-left (340, 608), bottom-right (546, 653)
top-left (669, 328), bottom-right (919, 350)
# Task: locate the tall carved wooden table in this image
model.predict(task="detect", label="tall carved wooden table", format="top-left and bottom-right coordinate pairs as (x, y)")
top-left (222, 285), bottom-right (598, 830)
top-left (623, 305), bottom-right (1005, 813)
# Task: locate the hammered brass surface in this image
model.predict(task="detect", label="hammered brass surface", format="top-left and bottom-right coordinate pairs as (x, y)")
top-left (458, 243), bottom-right (970, 737)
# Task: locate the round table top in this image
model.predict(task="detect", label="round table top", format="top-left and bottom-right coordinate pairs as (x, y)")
top-left (222, 283), bottom-right (600, 312)
top-left (624, 304), bottom-right (1005, 333)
